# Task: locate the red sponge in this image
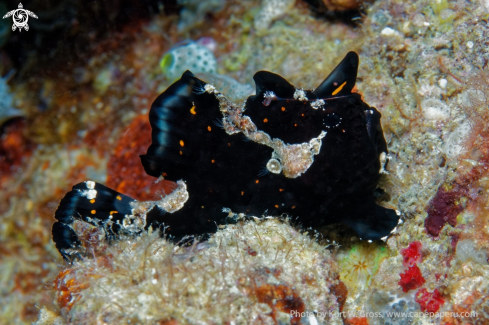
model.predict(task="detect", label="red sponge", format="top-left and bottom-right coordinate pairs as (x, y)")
top-left (400, 241), bottom-right (423, 267)
top-left (415, 288), bottom-right (445, 313)
top-left (398, 264), bottom-right (426, 292)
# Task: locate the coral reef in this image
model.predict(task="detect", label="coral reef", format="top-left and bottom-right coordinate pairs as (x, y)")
top-left (0, 118), bottom-right (34, 182)
top-left (160, 40), bottom-right (217, 81)
top-left (338, 242), bottom-right (388, 293)
top-left (367, 290), bottom-right (420, 325)
top-left (400, 241), bottom-right (422, 267)
top-left (254, 0), bottom-right (296, 32)
top-left (0, 0), bottom-right (489, 323)
top-left (0, 71), bottom-right (21, 126)
top-left (425, 182), bottom-right (466, 237)
top-left (0, 2), bottom-right (11, 48)
top-left (105, 114), bottom-right (176, 201)
top-left (195, 72), bottom-right (253, 102)
top-left (415, 288), bottom-right (445, 313)
top-left (177, 0), bottom-right (225, 31)
top-left (303, 0), bottom-right (366, 12)
top-left (398, 265), bottom-right (426, 293)
top-left (43, 218), bottom-right (343, 325)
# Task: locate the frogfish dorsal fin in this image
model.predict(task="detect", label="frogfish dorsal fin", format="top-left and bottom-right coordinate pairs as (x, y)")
top-left (253, 71), bottom-right (296, 98)
top-left (313, 51), bottom-right (359, 98)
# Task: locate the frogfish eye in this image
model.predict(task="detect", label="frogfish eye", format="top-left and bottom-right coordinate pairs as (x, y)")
top-left (323, 113), bottom-right (342, 129)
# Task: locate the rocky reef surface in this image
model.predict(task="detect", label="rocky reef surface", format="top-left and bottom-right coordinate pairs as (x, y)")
top-left (0, 0), bottom-right (488, 324)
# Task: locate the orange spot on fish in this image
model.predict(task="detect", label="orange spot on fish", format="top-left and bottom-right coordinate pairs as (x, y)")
top-left (332, 81), bottom-right (347, 95)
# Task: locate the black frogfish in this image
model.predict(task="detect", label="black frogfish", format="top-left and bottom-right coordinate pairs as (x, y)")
top-left (52, 52), bottom-right (399, 262)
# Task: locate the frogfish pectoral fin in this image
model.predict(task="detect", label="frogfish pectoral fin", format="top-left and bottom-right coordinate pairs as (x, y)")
top-left (341, 199), bottom-right (400, 241)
